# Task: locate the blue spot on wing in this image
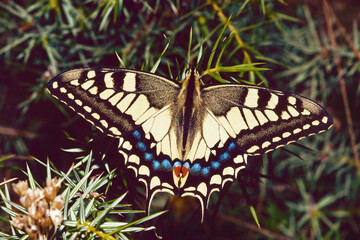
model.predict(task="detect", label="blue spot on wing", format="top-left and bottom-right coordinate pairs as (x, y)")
top-left (228, 142), bottom-right (236, 151)
top-left (183, 162), bottom-right (190, 169)
top-left (202, 167), bottom-right (210, 176)
top-left (220, 152), bottom-right (229, 161)
top-left (161, 159), bottom-right (171, 169)
top-left (153, 160), bottom-right (160, 170)
top-left (137, 142), bottom-right (147, 151)
top-left (211, 161), bottom-right (220, 169)
top-left (173, 161), bottom-right (181, 168)
top-left (191, 163), bottom-right (201, 173)
top-left (133, 130), bottom-right (141, 140)
top-left (144, 152), bottom-right (153, 160)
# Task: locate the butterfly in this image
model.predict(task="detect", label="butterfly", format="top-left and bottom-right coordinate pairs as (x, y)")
top-left (47, 66), bottom-right (333, 221)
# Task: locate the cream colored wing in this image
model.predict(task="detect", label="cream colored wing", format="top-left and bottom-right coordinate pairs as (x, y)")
top-left (48, 68), bottom-right (183, 215)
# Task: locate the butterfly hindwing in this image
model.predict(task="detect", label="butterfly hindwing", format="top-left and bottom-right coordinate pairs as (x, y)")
top-left (180, 141), bottom-right (248, 219)
top-left (117, 128), bottom-right (178, 215)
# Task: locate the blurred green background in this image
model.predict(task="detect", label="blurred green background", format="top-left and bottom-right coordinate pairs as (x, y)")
top-left (0, 0), bottom-right (359, 239)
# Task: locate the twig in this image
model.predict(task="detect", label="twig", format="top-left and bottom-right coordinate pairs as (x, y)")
top-left (0, 155), bottom-right (34, 161)
top-left (332, 13), bottom-right (360, 62)
top-left (0, 126), bottom-right (38, 139)
top-left (0, 178), bottom-right (18, 187)
top-left (217, 212), bottom-right (293, 240)
top-left (322, 0), bottom-right (359, 169)
top-left (207, 0), bottom-right (252, 64)
top-left (124, 11), bottom-right (155, 57)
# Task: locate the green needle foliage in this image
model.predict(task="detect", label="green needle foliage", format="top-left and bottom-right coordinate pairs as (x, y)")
top-left (1, 0), bottom-right (359, 239)
top-left (0, 150), bottom-right (165, 239)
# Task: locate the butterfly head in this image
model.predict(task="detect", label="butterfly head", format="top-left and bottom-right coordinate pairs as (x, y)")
top-left (185, 67), bottom-right (201, 79)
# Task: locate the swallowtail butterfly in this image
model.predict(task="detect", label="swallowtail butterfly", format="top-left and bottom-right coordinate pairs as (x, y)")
top-left (47, 67), bottom-right (332, 221)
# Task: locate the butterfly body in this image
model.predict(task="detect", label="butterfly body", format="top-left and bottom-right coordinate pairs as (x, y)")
top-left (47, 67), bottom-right (332, 221)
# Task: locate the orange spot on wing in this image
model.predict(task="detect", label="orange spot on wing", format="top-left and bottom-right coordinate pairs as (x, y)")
top-left (181, 165), bottom-right (189, 178)
top-left (174, 165), bottom-right (181, 177)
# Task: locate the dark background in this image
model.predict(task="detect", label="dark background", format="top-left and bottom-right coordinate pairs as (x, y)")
top-left (1, 0), bottom-right (359, 239)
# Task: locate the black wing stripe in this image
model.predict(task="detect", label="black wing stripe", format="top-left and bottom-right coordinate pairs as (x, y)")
top-left (47, 68), bottom-right (180, 138)
top-left (202, 84), bottom-right (333, 155)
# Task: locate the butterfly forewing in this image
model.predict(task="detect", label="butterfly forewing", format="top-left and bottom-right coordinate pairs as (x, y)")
top-left (202, 85), bottom-right (332, 155)
top-left (47, 68), bottom-right (180, 137)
